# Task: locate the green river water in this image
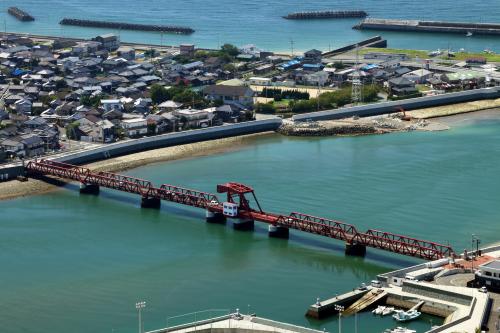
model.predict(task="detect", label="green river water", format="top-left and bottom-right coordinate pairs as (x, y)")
top-left (1, 116), bottom-right (500, 333)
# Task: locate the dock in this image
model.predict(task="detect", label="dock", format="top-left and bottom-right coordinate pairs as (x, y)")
top-left (283, 10), bottom-right (367, 20)
top-left (7, 7), bottom-right (34, 22)
top-left (342, 289), bottom-right (388, 316)
top-left (322, 36), bottom-right (387, 57)
top-left (354, 18), bottom-right (500, 36)
top-left (59, 18), bottom-right (194, 35)
top-left (306, 287), bottom-right (370, 319)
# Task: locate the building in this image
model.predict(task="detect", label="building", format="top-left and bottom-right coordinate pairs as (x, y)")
top-left (92, 34), bottom-right (120, 51)
top-left (303, 49), bottom-right (322, 64)
top-left (388, 77), bottom-right (418, 96)
top-left (173, 109), bottom-right (213, 128)
top-left (475, 260), bottom-right (500, 291)
top-left (403, 69), bottom-right (433, 84)
top-left (121, 118), bottom-right (148, 137)
top-left (100, 99), bottom-right (123, 112)
top-left (203, 85), bottom-right (254, 108)
top-left (180, 44), bottom-right (195, 56)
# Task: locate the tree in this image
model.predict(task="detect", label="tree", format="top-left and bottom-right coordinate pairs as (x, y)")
top-left (221, 44), bottom-right (239, 57)
top-left (150, 84), bottom-right (171, 104)
top-left (65, 121), bottom-right (80, 140)
top-left (80, 95), bottom-right (103, 108)
top-left (254, 103), bottom-right (276, 114)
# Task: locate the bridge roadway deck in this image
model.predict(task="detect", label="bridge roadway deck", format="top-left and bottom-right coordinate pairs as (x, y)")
top-left (25, 159), bottom-right (454, 261)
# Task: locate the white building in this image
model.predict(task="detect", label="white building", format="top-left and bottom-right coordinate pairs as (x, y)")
top-left (121, 118), bottom-right (148, 137)
top-left (101, 99), bottom-right (123, 112)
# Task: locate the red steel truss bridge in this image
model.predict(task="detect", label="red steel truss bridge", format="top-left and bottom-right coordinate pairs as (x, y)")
top-left (26, 159), bottom-right (455, 261)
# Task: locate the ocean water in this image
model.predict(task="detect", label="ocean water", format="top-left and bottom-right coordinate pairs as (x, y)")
top-left (1, 118), bottom-right (500, 333)
top-left (2, 0), bottom-right (500, 52)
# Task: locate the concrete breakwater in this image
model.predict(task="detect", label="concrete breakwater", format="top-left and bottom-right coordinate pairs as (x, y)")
top-left (354, 18), bottom-right (500, 36)
top-left (322, 35), bottom-right (386, 57)
top-left (283, 10), bottom-right (367, 20)
top-left (59, 18), bottom-right (194, 34)
top-left (7, 7), bottom-right (34, 22)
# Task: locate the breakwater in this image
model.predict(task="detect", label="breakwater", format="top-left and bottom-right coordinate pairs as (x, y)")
top-left (322, 35), bottom-right (386, 57)
top-left (59, 18), bottom-right (194, 34)
top-left (7, 7), bottom-right (34, 22)
top-left (283, 10), bottom-right (367, 20)
top-left (354, 18), bottom-right (500, 36)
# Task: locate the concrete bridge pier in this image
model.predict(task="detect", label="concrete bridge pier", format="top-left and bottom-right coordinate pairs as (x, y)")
top-left (141, 197), bottom-right (161, 209)
top-left (268, 225), bottom-right (289, 239)
top-left (206, 210), bottom-right (226, 223)
top-left (79, 183), bottom-right (100, 195)
top-left (233, 218), bottom-right (254, 231)
top-left (345, 242), bottom-right (366, 256)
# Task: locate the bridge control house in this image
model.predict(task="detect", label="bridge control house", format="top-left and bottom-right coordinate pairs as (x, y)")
top-left (475, 260), bottom-right (500, 291)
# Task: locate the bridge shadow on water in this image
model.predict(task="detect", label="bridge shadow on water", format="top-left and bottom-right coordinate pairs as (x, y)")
top-left (58, 184), bottom-right (418, 273)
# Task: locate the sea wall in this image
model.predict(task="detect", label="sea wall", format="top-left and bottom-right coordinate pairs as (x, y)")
top-left (292, 87), bottom-right (500, 122)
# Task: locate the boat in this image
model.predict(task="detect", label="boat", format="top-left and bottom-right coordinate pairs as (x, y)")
top-left (466, 31), bottom-right (473, 37)
top-left (392, 309), bottom-right (421, 322)
top-left (384, 327), bottom-right (417, 333)
top-left (427, 49), bottom-right (442, 57)
top-left (373, 305), bottom-right (386, 315)
top-left (382, 307), bottom-right (395, 316)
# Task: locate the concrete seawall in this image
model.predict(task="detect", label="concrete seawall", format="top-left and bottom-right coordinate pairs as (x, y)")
top-left (292, 87), bottom-right (500, 122)
top-left (0, 119), bottom-right (282, 179)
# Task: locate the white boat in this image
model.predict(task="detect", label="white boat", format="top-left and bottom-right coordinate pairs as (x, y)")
top-left (392, 309), bottom-right (421, 322)
top-left (382, 307), bottom-right (395, 316)
top-left (427, 49), bottom-right (442, 57)
top-left (466, 31), bottom-right (473, 37)
top-left (373, 305), bottom-right (386, 315)
top-left (385, 327), bottom-right (416, 333)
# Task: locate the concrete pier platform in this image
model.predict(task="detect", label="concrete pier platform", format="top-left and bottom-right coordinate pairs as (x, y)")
top-left (306, 287), bottom-right (370, 319)
top-left (147, 313), bottom-right (324, 333)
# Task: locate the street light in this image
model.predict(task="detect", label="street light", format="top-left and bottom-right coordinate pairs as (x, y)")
top-left (335, 305), bottom-right (344, 333)
top-left (136, 301), bottom-right (146, 333)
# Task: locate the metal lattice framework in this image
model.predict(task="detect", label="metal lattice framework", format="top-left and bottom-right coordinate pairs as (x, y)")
top-left (25, 159), bottom-right (455, 260)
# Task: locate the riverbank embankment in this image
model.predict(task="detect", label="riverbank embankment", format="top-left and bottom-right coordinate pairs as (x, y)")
top-left (0, 132), bottom-right (273, 201)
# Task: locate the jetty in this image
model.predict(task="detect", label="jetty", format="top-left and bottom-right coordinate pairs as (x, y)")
top-left (354, 18), bottom-right (500, 36)
top-left (322, 35), bottom-right (387, 57)
top-left (283, 10), bottom-right (367, 20)
top-left (59, 18), bottom-right (194, 35)
top-left (7, 7), bottom-right (34, 22)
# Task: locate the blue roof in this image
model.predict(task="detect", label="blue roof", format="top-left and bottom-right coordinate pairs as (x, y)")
top-left (11, 68), bottom-right (28, 76)
top-left (303, 63), bottom-right (323, 69)
top-left (361, 64), bottom-right (378, 71)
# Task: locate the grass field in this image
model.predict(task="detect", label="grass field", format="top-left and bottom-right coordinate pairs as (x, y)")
top-left (361, 48), bottom-right (500, 63)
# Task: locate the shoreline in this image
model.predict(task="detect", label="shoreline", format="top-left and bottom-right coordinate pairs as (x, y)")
top-left (0, 132), bottom-right (274, 201)
top-left (2, 105), bottom-right (500, 202)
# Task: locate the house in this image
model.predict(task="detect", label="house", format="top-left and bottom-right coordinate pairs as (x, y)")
top-left (203, 85), bottom-right (254, 108)
top-left (158, 100), bottom-right (183, 112)
top-left (403, 69), bottom-right (433, 84)
top-left (121, 118), bottom-right (148, 137)
top-left (101, 99), bottom-right (123, 112)
top-left (254, 64), bottom-right (274, 75)
top-left (180, 44), bottom-right (195, 56)
top-left (304, 71), bottom-right (329, 86)
top-left (92, 34), bottom-right (120, 51)
top-left (24, 116), bottom-right (48, 129)
top-left (1, 138), bottom-right (25, 157)
top-left (14, 99), bottom-right (32, 114)
top-left (388, 77), bottom-right (418, 96)
top-left (475, 260), bottom-right (500, 291)
top-left (173, 108), bottom-right (213, 129)
top-left (134, 98), bottom-right (152, 114)
top-left (117, 46), bottom-right (136, 60)
top-left (303, 49), bottom-right (322, 64)
top-left (20, 134), bottom-right (45, 157)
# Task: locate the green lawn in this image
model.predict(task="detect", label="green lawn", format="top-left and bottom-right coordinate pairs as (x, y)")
top-left (362, 47), bottom-right (500, 63)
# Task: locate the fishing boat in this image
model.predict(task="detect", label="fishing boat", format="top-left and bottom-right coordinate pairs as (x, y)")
top-left (382, 307), bottom-right (395, 316)
top-left (392, 309), bottom-right (421, 322)
top-left (373, 305), bottom-right (386, 315)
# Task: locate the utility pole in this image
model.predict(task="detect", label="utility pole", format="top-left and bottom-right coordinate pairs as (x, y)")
top-left (136, 301), bottom-right (146, 333)
top-left (351, 44), bottom-right (362, 105)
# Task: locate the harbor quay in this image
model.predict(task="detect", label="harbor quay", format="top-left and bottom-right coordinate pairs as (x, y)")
top-left (307, 244), bottom-right (500, 332)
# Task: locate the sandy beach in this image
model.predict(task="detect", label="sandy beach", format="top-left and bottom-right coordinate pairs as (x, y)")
top-left (0, 132), bottom-right (274, 201)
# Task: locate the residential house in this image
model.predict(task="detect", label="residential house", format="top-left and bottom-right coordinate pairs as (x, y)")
top-left (203, 85), bottom-right (254, 108)
top-left (158, 100), bottom-right (183, 112)
top-left (403, 69), bottom-right (433, 84)
top-left (173, 109), bottom-right (213, 129)
top-left (117, 46), bottom-right (136, 60)
top-left (179, 44), bottom-right (195, 56)
top-left (14, 99), bottom-right (32, 114)
top-left (303, 49), bottom-right (322, 64)
top-left (20, 134), bottom-right (45, 157)
top-left (93, 34), bottom-right (120, 51)
top-left (101, 99), bottom-right (123, 112)
top-left (388, 77), bottom-right (418, 96)
top-left (121, 118), bottom-right (148, 137)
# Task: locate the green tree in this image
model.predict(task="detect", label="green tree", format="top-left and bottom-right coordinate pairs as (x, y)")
top-left (65, 121), bottom-right (80, 140)
top-left (254, 103), bottom-right (276, 114)
top-left (150, 84), bottom-right (171, 104)
top-left (221, 44), bottom-right (239, 57)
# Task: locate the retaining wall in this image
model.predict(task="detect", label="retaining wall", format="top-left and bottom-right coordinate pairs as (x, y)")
top-left (292, 87), bottom-right (500, 122)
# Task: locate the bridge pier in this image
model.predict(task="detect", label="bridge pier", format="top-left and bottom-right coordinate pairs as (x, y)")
top-left (79, 183), bottom-right (99, 195)
top-left (345, 242), bottom-right (366, 257)
top-left (233, 218), bottom-right (254, 231)
top-left (141, 197), bottom-right (161, 209)
top-left (206, 210), bottom-right (226, 224)
top-left (268, 225), bottom-right (289, 239)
